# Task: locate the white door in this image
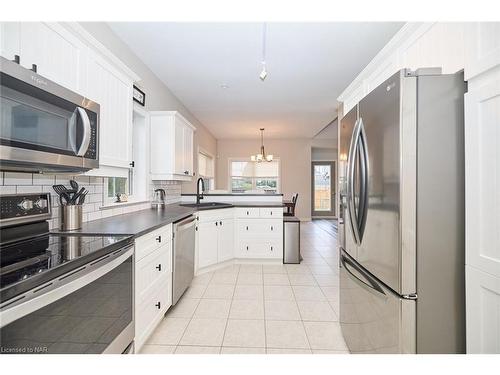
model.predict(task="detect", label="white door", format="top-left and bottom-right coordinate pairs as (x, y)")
top-left (465, 74), bottom-right (500, 277)
top-left (174, 121), bottom-right (185, 175)
top-left (19, 23), bottom-right (86, 93)
top-left (218, 219), bottom-right (234, 262)
top-left (466, 265), bottom-right (500, 353)
top-left (86, 50), bottom-right (133, 169)
top-left (0, 22), bottom-right (20, 61)
top-left (197, 221), bottom-right (218, 269)
top-left (183, 125), bottom-right (194, 176)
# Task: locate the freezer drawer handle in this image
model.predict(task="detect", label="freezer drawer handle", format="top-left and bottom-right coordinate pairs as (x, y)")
top-left (341, 253), bottom-right (385, 297)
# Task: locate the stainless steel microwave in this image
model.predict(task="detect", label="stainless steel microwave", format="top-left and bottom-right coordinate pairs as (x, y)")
top-left (0, 56), bottom-right (99, 172)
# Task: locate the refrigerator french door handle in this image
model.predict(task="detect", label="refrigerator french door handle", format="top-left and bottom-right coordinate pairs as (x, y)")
top-left (341, 252), bottom-right (386, 297)
top-left (346, 119), bottom-right (362, 245)
top-left (357, 118), bottom-right (369, 242)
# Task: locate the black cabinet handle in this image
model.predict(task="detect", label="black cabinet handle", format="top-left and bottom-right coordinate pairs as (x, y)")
top-left (155, 302), bottom-right (161, 309)
top-left (246, 211), bottom-right (249, 215)
top-left (246, 226), bottom-right (249, 230)
top-left (195, 226), bottom-right (198, 231)
top-left (31, 64), bottom-right (37, 73)
top-left (13, 55), bottom-right (20, 64)
top-left (184, 170), bottom-right (189, 175)
top-left (271, 226), bottom-right (274, 231)
top-left (271, 246), bottom-right (273, 251)
top-left (156, 235), bottom-right (162, 243)
top-left (156, 264), bottom-right (162, 271)
top-left (220, 221), bottom-right (222, 226)
top-left (216, 221), bottom-right (218, 226)
top-left (246, 246), bottom-right (249, 251)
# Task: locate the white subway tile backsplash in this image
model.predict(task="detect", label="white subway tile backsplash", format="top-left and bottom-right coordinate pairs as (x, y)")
top-left (17, 185), bottom-right (45, 194)
top-left (4, 172), bottom-right (32, 185)
top-left (33, 174), bottom-right (56, 186)
top-left (0, 186), bottom-right (16, 195)
top-left (1, 172), bottom-right (183, 228)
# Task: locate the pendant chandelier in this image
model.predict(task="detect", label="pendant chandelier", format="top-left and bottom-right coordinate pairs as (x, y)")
top-left (251, 128), bottom-right (273, 162)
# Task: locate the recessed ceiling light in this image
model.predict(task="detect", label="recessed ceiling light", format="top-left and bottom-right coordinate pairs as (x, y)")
top-left (220, 84), bottom-right (229, 89)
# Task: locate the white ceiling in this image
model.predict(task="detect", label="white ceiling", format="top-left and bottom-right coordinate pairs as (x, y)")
top-left (109, 22), bottom-right (403, 139)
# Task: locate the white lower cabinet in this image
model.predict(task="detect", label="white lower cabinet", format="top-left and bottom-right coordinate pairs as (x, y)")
top-left (466, 265), bottom-right (500, 353)
top-left (134, 223), bottom-right (173, 351)
top-left (196, 209), bottom-right (234, 271)
top-left (235, 208), bottom-right (283, 260)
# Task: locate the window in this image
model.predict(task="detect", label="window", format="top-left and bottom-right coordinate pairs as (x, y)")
top-left (107, 177), bottom-right (129, 200)
top-left (104, 106), bottom-right (148, 204)
top-left (198, 150), bottom-right (215, 191)
top-left (229, 159), bottom-right (280, 193)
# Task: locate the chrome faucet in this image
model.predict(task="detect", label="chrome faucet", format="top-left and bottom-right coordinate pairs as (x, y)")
top-left (196, 177), bottom-right (205, 205)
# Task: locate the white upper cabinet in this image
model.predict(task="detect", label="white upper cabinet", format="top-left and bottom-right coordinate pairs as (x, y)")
top-left (1, 22), bottom-right (86, 93)
top-left (0, 22), bottom-right (140, 175)
top-left (150, 111), bottom-right (195, 181)
top-left (465, 22), bottom-right (500, 80)
top-left (85, 49), bottom-right (133, 170)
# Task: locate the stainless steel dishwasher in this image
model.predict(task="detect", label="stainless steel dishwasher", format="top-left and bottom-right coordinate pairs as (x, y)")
top-left (172, 215), bottom-right (196, 305)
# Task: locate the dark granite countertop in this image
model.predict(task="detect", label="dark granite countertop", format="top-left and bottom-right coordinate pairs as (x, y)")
top-left (52, 201), bottom-right (285, 238)
top-left (181, 193), bottom-right (283, 196)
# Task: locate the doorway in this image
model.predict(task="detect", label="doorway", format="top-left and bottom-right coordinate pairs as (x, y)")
top-left (311, 161), bottom-right (336, 217)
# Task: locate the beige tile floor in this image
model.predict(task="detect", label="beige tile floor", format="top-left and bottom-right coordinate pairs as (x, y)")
top-left (140, 220), bottom-right (349, 354)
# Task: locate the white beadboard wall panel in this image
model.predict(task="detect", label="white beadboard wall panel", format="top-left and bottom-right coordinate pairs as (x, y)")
top-left (0, 172), bottom-right (182, 230)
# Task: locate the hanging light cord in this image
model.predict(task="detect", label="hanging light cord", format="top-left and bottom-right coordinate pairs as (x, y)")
top-left (262, 22), bottom-right (267, 67)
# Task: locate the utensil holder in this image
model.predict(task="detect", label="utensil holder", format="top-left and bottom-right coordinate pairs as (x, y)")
top-left (61, 205), bottom-right (83, 231)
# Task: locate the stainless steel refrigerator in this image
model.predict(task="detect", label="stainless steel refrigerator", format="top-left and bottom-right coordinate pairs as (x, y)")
top-left (338, 68), bottom-right (466, 354)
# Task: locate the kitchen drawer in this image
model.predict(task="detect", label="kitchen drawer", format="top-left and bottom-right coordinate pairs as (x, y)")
top-left (135, 273), bottom-right (171, 349)
top-left (236, 219), bottom-right (283, 237)
top-left (260, 207), bottom-right (283, 218)
top-left (136, 244), bottom-right (172, 303)
top-left (237, 240), bottom-right (282, 259)
top-left (235, 207), bottom-right (260, 218)
top-left (135, 224), bottom-right (172, 262)
top-left (197, 207), bottom-right (234, 223)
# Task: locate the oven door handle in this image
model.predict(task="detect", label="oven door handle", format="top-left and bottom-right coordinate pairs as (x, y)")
top-left (0, 245), bottom-right (134, 328)
top-left (76, 107), bottom-right (92, 156)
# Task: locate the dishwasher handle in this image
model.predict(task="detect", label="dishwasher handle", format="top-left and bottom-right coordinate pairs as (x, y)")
top-left (174, 215), bottom-right (196, 231)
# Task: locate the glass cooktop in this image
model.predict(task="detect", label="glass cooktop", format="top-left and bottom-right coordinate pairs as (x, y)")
top-left (0, 233), bottom-right (132, 301)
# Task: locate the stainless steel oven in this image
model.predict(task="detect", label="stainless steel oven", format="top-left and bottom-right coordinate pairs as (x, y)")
top-left (0, 56), bottom-right (99, 172)
top-left (0, 244), bottom-right (135, 354)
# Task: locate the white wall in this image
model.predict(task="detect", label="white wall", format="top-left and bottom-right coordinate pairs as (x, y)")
top-left (77, 22), bottom-right (217, 194)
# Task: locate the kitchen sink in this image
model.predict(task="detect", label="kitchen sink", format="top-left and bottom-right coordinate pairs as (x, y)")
top-left (179, 202), bottom-right (232, 208)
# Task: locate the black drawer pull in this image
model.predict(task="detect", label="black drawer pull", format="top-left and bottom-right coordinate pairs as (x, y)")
top-left (155, 302), bottom-right (161, 309)
top-left (246, 246), bottom-right (249, 251)
top-left (195, 226), bottom-right (198, 231)
top-left (270, 211), bottom-right (273, 216)
top-left (246, 226), bottom-right (249, 230)
top-left (220, 221), bottom-right (222, 226)
top-left (216, 221), bottom-right (218, 226)
top-left (271, 246), bottom-right (273, 251)
top-left (156, 264), bottom-right (162, 271)
top-left (156, 235), bottom-right (162, 243)
top-left (271, 226), bottom-right (273, 231)
top-left (246, 211), bottom-right (249, 215)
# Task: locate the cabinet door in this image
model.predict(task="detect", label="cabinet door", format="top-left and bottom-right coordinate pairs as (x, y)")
top-left (86, 50), bottom-right (133, 169)
top-left (197, 221), bottom-right (219, 269)
top-left (174, 121), bottom-right (185, 175)
top-left (218, 219), bottom-right (234, 262)
top-left (465, 73), bottom-right (500, 277)
top-left (19, 23), bottom-right (86, 93)
top-left (465, 22), bottom-right (500, 80)
top-left (466, 265), bottom-right (500, 353)
top-left (183, 125), bottom-right (194, 176)
top-left (0, 22), bottom-right (20, 61)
